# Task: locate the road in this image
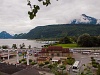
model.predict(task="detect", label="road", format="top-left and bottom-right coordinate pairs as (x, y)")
top-left (3, 54), bottom-right (37, 64)
top-left (68, 52), bottom-right (91, 75)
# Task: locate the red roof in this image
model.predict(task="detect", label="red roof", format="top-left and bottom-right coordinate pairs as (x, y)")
top-left (47, 46), bottom-right (63, 51)
top-left (40, 46), bottom-right (70, 53)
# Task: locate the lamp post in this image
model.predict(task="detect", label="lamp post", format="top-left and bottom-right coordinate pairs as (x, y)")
top-left (16, 50), bottom-right (19, 64)
top-left (8, 49), bottom-right (10, 62)
top-left (27, 50), bottom-right (29, 65)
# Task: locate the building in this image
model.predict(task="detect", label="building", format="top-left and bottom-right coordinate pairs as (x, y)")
top-left (0, 63), bottom-right (40, 75)
top-left (37, 56), bottom-right (50, 64)
top-left (39, 46), bottom-right (72, 57)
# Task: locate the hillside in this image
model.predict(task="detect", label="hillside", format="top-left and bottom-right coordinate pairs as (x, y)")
top-left (0, 31), bottom-right (13, 39)
top-left (13, 24), bottom-right (100, 39)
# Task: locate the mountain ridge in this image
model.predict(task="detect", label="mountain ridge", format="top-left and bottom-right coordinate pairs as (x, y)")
top-left (0, 31), bottom-right (13, 39)
top-left (13, 24), bottom-right (100, 39)
top-left (2, 14), bottom-right (100, 39)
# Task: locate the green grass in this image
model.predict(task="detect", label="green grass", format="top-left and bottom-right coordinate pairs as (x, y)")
top-left (54, 43), bottom-right (78, 48)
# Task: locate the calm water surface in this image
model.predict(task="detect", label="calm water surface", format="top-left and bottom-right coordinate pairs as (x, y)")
top-left (0, 39), bottom-right (44, 48)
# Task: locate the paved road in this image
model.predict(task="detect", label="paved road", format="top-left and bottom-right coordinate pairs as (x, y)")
top-left (3, 51), bottom-right (100, 75)
top-left (68, 52), bottom-right (91, 75)
top-left (3, 55), bottom-right (37, 64)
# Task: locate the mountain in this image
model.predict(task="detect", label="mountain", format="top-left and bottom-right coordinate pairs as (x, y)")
top-left (13, 33), bottom-right (26, 39)
top-left (13, 24), bottom-right (100, 39)
top-left (13, 14), bottom-right (100, 39)
top-left (70, 14), bottom-right (100, 25)
top-left (0, 31), bottom-right (13, 39)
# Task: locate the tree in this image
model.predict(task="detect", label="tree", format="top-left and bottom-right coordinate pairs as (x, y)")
top-left (12, 44), bottom-right (17, 49)
top-left (78, 64), bottom-right (94, 75)
top-left (77, 33), bottom-right (93, 47)
top-left (19, 43), bottom-right (25, 49)
top-left (59, 65), bottom-right (66, 75)
top-left (59, 36), bottom-right (72, 44)
top-left (27, 0), bottom-right (58, 20)
top-left (91, 36), bottom-right (99, 47)
top-left (48, 64), bottom-right (53, 70)
top-left (2, 45), bottom-right (9, 49)
top-left (28, 45), bottom-right (31, 49)
top-left (97, 64), bottom-right (100, 75)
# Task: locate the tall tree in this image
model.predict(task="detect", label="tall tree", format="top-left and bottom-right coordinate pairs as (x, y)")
top-left (59, 36), bottom-right (72, 44)
top-left (12, 44), bottom-right (17, 49)
top-left (77, 33), bottom-right (93, 47)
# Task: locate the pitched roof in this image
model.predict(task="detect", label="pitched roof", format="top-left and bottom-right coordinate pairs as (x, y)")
top-left (12, 68), bottom-right (40, 75)
top-left (0, 63), bottom-right (24, 74)
top-left (0, 63), bottom-right (40, 75)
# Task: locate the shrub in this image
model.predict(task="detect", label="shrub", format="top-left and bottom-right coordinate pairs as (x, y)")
top-left (91, 57), bottom-right (94, 60)
top-left (2, 45), bottom-right (9, 49)
top-left (66, 57), bottom-right (75, 65)
top-left (45, 61), bottom-right (49, 65)
top-left (23, 61), bottom-right (27, 64)
top-left (21, 59), bottom-right (26, 61)
top-left (39, 63), bottom-right (44, 67)
top-left (48, 64), bottom-right (53, 70)
top-left (29, 59), bottom-right (33, 62)
top-left (60, 65), bottom-right (66, 70)
top-left (19, 60), bottom-right (22, 63)
top-left (30, 62), bottom-right (37, 65)
top-left (92, 63), bottom-right (98, 68)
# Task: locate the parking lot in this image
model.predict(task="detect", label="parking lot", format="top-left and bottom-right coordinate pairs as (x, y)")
top-left (2, 49), bottom-right (100, 75)
top-left (68, 51), bottom-right (100, 75)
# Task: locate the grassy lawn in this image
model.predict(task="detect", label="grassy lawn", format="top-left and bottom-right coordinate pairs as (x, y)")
top-left (54, 43), bottom-right (78, 48)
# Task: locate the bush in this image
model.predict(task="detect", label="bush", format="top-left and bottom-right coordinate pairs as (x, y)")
top-left (19, 60), bottom-right (22, 63)
top-left (23, 61), bottom-right (27, 64)
top-left (91, 59), bottom-right (95, 62)
top-left (29, 59), bottom-right (33, 62)
top-left (92, 63), bottom-right (98, 68)
top-left (91, 57), bottom-right (94, 60)
top-left (2, 45), bottom-right (9, 49)
top-left (21, 59), bottom-right (26, 61)
top-left (66, 57), bottom-right (75, 65)
top-left (97, 65), bottom-right (100, 75)
top-left (39, 63), bottom-right (44, 67)
top-left (48, 64), bottom-right (53, 70)
top-left (45, 61), bottom-right (49, 65)
top-left (92, 61), bottom-right (96, 64)
top-left (60, 65), bottom-right (66, 70)
top-left (30, 62), bottom-right (37, 65)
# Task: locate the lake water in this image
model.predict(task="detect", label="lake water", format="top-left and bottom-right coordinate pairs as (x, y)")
top-left (0, 39), bottom-right (45, 48)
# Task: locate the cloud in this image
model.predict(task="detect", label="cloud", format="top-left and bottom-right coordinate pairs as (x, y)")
top-left (0, 0), bottom-right (100, 34)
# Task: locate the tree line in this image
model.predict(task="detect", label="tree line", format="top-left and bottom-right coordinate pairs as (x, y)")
top-left (59, 33), bottom-right (100, 47)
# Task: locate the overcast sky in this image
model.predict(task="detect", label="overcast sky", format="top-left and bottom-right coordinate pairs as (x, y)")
top-left (0, 0), bottom-right (100, 34)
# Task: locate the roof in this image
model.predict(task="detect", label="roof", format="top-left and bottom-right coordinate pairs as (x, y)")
top-left (13, 68), bottom-right (40, 75)
top-left (40, 46), bottom-right (70, 53)
top-left (73, 61), bottom-right (80, 67)
top-left (0, 63), bottom-right (40, 75)
top-left (37, 57), bottom-right (49, 61)
top-left (0, 63), bottom-right (24, 74)
top-left (52, 60), bottom-right (58, 62)
top-left (47, 46), bottom-right (63, 51)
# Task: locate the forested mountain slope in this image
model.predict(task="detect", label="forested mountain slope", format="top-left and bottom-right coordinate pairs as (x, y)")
top-left (13, 24), bottom-right (100, 39)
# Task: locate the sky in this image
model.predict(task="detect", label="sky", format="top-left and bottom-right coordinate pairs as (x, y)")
top-left (0, 0), bottom-right (100, 34)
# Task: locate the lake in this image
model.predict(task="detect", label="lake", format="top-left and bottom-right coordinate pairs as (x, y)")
top-left (0, 39), bottom-right (45, 48)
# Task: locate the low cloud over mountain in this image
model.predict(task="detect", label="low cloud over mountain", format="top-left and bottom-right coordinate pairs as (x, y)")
top-left (70, 14), bottom-right (100, 25)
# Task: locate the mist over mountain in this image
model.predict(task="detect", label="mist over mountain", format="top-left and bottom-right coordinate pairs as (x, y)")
top-left (70, 14), bottom-right (100, 25)
top-left (13, 14), bottom-right (100, 39)
top-left (2, 14), bottom-right (100, 39)
top-left (0, 31), bottom-right (13, 39)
